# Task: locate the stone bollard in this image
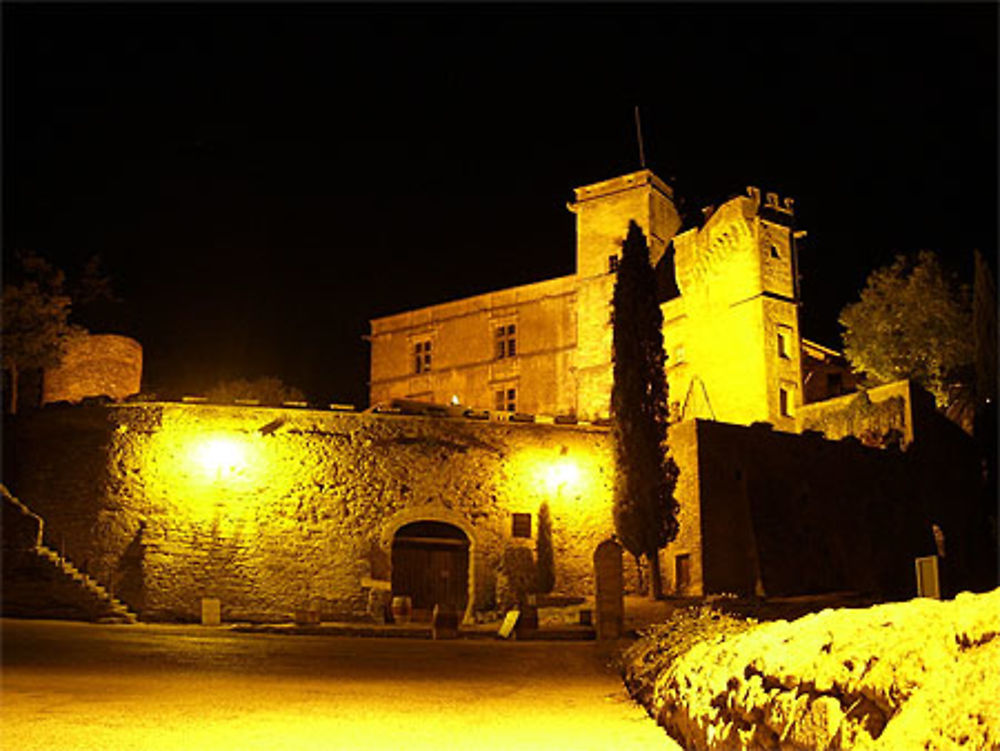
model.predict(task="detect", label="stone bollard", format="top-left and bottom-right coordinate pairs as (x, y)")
top-left (593, 538), bottom-right (624, 640)
top-left (431, 604), bottom-right (460, 639)
top-left (201, 598), bottom-right (221, 627)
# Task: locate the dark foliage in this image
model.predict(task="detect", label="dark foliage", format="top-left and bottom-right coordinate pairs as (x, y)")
top-left (610, 221), bottom-right (679, 599)
top-left (2, 252), bottom-right (85, 413)
top-left (534, 501), bottom-right (555, 595)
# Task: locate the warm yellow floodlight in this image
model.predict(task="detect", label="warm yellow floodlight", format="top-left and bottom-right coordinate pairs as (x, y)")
top-left (193, 436), bottom-right (247, 479)
top-left (543, 457), bottom-right (582, 494)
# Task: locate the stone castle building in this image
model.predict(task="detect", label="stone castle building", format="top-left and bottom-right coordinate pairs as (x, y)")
top-left (370, 169), bottom-right (848, 429)
top-left (4, 170), bottom-right (986, 627)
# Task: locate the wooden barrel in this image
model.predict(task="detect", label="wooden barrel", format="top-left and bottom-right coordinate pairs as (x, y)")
top-left (390, 595), bottom-right (412, 624)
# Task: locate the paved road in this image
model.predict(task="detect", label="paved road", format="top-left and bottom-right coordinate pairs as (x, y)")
top-left (1, 619), bottom-right (678, 751)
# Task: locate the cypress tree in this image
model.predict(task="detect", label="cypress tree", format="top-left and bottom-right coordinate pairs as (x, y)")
top-left (534, 502), bottom-right (556, 595)
top-left (972, 249), bottom-right (997, 417)
top-left (610, 220), bottom-right (679, 600)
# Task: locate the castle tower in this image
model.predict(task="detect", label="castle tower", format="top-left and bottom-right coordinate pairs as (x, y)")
top-left (671, 187), bottom-right (803, 429)
top-left (567, 170), bottom-right (682, 420)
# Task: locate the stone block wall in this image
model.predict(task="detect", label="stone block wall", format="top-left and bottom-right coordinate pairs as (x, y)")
top-left (6, 396), bottom-right (984, 622)
top-left (797, 380), bottom-right (919, 447)
top-left (694, 418), bottom-right (982, 599)
top-left (659, 420), bottom-right (704, 595)
top-left (42, 334), bottom-right (142, 405)
top-left (369, 275), bottom-right (578, 415)
top-left (5, 404), bottom-right (617, 623)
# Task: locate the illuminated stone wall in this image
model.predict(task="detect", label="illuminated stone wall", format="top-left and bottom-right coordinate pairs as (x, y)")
top-left (369, 170), bottom-right (807, 429)
top-left (797, 380), bottom-right (923, 447)
top-left (571, 171), bottom-right (681, 421)
top-left (658, 420), bottom-right (705, 594)
top-left (369, 275), bottom-right (579, 416)
top-left (671, 190), bottom-right (801, 429)
top-left (8, 396), bottom-right (981, 622)
top-left (6, 404), bottom-right (618, 623)
top-left (42, 334), bottom-right (142, 405)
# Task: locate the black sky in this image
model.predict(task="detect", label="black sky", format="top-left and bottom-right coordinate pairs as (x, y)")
top-left (5, 3), bottom-right (997, 407)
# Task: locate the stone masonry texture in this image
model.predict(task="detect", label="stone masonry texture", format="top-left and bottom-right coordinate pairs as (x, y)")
top-left (5, 404), bottom-right (616, 623)
top-left (4, 388), bottom-right (987, 623)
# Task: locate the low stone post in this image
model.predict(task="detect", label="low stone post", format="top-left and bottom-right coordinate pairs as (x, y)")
top-left (593, 538), bottom-right (624, 640)
top-left (201, 597), bottom-right (221, 626)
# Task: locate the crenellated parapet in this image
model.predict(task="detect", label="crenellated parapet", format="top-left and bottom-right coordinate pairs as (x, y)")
top-left (674, 194), bottom-right (758, 295)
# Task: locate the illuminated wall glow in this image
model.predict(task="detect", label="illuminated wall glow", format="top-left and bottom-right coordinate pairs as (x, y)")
top-left (71, 403), bottom-right (622, 620)
top-left (543, 457), bottom-right (582, 495)
top-left (503, 443), bottom-right (610, 511)
top-left (140, 416), bottom-right (290, 521)
top-left (192, 436), bottom-right (247, 479)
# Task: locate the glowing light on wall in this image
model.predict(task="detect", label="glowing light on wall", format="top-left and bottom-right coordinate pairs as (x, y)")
top-left (192, 437), bottom-right (243, 477)
top-left (543, 458), bottom-right (582, 495)
top-left (503, 445), bottom-right (610, 511)
top-left (140, 417), bottom-right (290, 521)
top-left (192, 436), bottom-right (247, 480)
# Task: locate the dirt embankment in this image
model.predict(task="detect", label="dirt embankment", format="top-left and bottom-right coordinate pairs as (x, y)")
top-left (622, 589), bottom-right (1000, 750)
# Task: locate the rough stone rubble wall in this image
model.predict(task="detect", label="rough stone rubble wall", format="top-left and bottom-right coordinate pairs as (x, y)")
top-left (7, 404), bottom-right (618, 622)
top-left (42, 334), bottom-right (142, 405)
top-left (649, 589), bottom-right (1000, 751)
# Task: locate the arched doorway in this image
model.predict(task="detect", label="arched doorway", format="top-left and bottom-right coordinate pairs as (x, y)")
top-left (391, 521), bottom-right (470, 618)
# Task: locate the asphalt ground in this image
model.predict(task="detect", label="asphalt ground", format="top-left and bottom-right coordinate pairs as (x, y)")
top-left (0, 618), bottom-right (680, 751)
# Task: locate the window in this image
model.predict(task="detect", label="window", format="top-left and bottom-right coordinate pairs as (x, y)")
top-left (779, 387), bottom-right (791, 417)
top-left (608, 254), bottom-right (620, 273)
top-left (512, 513), bottom-right (532, 538)
top-left (495, 387), bottom-right (516, 412)
top-left (777, 331), bottom-right (790, 359)
top-left (495, 324), bottom-right (516, 359)
top-left (770, 243), bottom-right (781, 259)
top-left (414, 340), bottom-right (431, 373)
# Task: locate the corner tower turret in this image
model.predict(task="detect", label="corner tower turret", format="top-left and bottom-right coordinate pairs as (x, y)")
top-left (568, 170), bottom-right (682, 420)
top-left (671, 187), bottom-right (804, 429)
top-left (570, 170), bottom-right (681, 277)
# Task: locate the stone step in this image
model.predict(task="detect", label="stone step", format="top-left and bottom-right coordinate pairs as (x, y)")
top-left (29, 544), bottom-right (139, 623)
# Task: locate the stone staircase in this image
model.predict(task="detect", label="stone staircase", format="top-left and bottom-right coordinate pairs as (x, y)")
top-left (2, 485), bottom-right (138, 623)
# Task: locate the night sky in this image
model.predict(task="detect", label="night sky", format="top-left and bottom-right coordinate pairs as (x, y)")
top-left (5, 3), bottom-right (997, 407)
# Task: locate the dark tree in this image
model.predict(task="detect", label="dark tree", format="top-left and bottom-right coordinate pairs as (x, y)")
top-left (610, 221), bottom-right (679, 600)
top-left (534, 501), bottom-right (555, 595)
top-left (972, 249), bottom-right (997, 418)
top-left (71, 253), bottom-right (124, 332)
top-left (971, 250), bottom-right (997, 587)
top-left (839, 251), bottom-right (973, 409)
top-left (205, 376), bottom-right (306, 405)
top-left (2, 252), bottom-right (85, 413)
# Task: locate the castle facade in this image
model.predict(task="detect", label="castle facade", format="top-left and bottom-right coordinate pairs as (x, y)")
top-left (370, 170), bottom-right (842, 428)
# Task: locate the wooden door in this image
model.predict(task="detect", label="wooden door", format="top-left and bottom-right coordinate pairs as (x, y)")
top-left (391, 537), bottom-right (469, 612)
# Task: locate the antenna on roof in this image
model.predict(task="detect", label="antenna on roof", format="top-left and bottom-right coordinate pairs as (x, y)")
top-left (634, 105), bottom-right (647, 169)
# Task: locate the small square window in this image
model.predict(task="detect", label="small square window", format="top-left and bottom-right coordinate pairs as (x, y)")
top-left (777, 331), bottom-right (789, 359)
top-left (414, 340), bottom-right (432, 373)
top-left (495, 387), bottom-right (516, 412)
top-left (779, 387), bottom-right (791, 417)
top-left (770, 244), bottom-right (780, 259)
top-left (608, 254), bottom-right (620, 273)
top-left (495, 324), bottom-right (517, 359)
top-left (512, 512), bottom-right (532, 538)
